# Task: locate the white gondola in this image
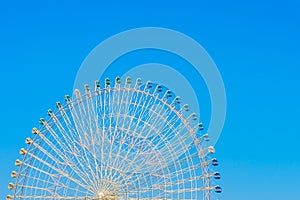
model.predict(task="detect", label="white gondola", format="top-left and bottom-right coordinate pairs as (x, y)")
top-left (11, 171), bottom-right (17, 178)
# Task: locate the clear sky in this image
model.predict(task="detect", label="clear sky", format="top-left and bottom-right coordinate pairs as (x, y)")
top-left (0, 0), bottom-right (299, 199)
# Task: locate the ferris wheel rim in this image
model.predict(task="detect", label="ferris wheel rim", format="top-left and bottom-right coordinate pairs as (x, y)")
top-left (8, 78), bottom-right (220, 200)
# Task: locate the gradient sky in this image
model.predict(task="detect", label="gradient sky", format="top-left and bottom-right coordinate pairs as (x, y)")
top-left (0, 1), bottom-right (299, 199)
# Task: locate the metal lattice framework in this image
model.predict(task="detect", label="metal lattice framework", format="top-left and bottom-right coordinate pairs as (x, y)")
top-left (7, 77), bottom-right (221, 200)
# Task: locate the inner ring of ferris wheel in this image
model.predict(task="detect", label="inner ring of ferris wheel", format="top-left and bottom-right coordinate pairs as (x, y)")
top-left (7, 77), bottom-right (221, 200)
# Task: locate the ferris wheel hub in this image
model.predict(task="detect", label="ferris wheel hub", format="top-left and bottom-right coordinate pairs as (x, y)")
top-left (96, 190), bottom-right (116, 200)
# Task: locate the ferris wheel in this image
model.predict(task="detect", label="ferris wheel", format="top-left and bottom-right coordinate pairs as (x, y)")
top-left (7, 77), bottom-right (221, 200)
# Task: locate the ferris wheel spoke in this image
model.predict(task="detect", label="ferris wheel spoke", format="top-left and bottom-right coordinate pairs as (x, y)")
top-left (102, 87), bottom-right (131, 182)
top-left (16, 182), bottom-right (89, 196)
top-left (64, 109), bottom-right (100, 190)
top-left (49, 108), bottom-right (84, 161)
top-left (17, 173), bottom-right (54, 186)
top-left (105, 87), bottom-right (126, 190)
top-left (68, 98), bottom-right (101, 190)
top-left (85, 90), bottom-right (102, 183)
top-left (103, 88), bottom-right (136, 185)
top-left (94, 88), bottom-right (106, 188)
top-left (99, 84), bottom-right (147, 189)
top-left (113, 116), bottom-right (189, 180)
top-left (43, 116), bottom-right (77, 154)
top-left (21, 158), bottom-right (93, 193)
top-left (105, 86), bottom-right (119, 187)
top-left (118, 151), bottom-right (172, 190)
top-left (106, 123), bottom-right (176, 186)
top-left (29, 139), bottom-right (65, 166)
top-left (150, 153), bottom-right (198, 180)
top-left (15, 195), bottom-right (91, 199)
top-left (123, 147), bottom-right (196, 194)
top-left (16, 173), bottom-right (90, 195)
top-left (105, 128), bottom-right (152, 184)
top-left (138, 170), bottom-right (203, 190)
top-left (101, 109), bottom-right (192, 194)
top-left (78, 100), bottom-right (103, 190)
top-left (110, 145), bottom-right (202, 197)
top-left (113, 94), bottom-right (162, 174)
top-left (99, 87), bottom-right (111, 190)
top-left (116, 96), bottom-right (190, 170)
top-left (31, 132), bottom-right (93, 188)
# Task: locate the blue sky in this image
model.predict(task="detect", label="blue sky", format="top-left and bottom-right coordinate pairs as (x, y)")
top-left (0, 0), bottom-right (299, 199)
